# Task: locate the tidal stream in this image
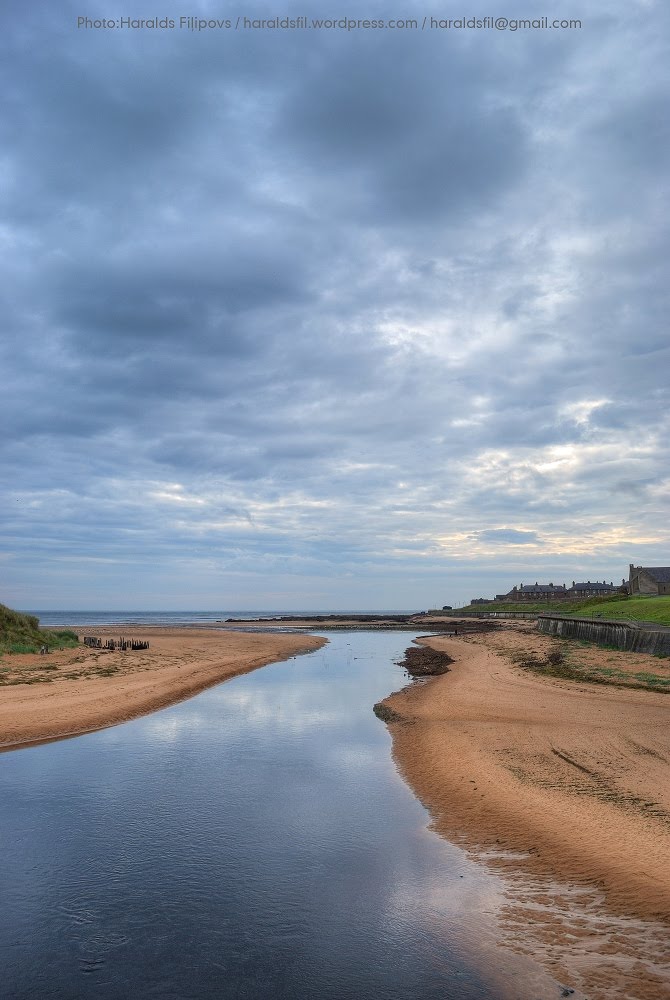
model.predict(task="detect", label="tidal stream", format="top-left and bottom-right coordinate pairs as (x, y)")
top-left (0, 631), bottom-right (568, 999)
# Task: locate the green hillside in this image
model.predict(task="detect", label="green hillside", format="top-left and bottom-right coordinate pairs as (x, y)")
top-left (454, 594), bottom-right (670, 625)
top-left (571, 595), bottom-right (670, 625)
top-left (455, 593), bottom-right (630, 615)
top-left (0, 603), bottom-right (79, 654)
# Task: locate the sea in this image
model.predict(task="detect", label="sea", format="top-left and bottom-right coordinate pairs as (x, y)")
top-left (25, 610), bottom-right (423, 628)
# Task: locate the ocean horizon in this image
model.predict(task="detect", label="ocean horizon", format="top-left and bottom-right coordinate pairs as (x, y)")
top-left (26, 609), bottom-right (425, 628)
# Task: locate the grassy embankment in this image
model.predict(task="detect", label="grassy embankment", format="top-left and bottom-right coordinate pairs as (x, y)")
top-left (454, 593), bottom-right (670, 625)
top-left (451, 595), bottom-right (670, 690)
top-left (0, 603), bottom-right (78, 656)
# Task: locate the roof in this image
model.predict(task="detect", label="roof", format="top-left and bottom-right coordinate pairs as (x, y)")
top-left (571, 582), bottom-right (617, 590)
top-left (637, 567), bottom-right (670, 583)
top-left (519, 583), bottom-right (566, 592)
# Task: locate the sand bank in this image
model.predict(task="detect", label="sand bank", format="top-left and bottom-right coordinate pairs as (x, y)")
top-left (379, 625), bottom-right (670, 998)
top-left (0, 627), bottom-right (325, 750)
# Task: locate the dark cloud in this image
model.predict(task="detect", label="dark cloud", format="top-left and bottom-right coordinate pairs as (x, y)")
top-left (277, 30), bottom-right (527, 223)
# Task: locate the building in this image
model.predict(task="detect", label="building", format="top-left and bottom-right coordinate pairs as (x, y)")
top-left (628, 565), bottom-right (670, 596)
top-left (465, 571), bottom-right (643, 606)
top-left (503, 583), bottom-right (568, 602)
top-left (566, 581), bottom-right (621, 599)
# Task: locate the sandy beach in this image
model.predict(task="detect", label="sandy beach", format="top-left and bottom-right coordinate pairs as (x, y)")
top-left (4, 619), bottom-right (670, 994)
top-left (0, 627), bottom-right (325, 750)
top-left (378, 624), bottom-right (670, 998)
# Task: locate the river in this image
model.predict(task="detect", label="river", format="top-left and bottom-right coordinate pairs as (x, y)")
top-left (0, 631), bottom-right (566, 999)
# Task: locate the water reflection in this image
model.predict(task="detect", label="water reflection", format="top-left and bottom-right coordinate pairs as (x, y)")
top-left (0, 632), bottom-right (561, 999)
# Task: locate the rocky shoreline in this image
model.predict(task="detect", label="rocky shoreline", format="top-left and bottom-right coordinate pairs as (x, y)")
top-left (223, 613), bottom-right (506, 633)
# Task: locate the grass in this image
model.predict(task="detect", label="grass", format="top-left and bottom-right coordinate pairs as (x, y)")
top-left (0, 603), bottom-right (79, 656)
top-left (455, 594), bottom-right (629, 615)
top-left (454, 594), bottom-right (670, 625)
top-left (570, 595), bottom-right (670, 625)
top-left (632, 671), bottom-right (670, 688)
top-left (509, 645), bottom-right (670, 693)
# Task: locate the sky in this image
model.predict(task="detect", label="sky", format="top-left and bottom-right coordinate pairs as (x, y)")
top-left (1, 0), bottom-right (668, 611)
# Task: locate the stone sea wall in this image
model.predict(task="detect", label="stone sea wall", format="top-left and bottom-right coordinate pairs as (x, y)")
top-left (537, 615), bottom-right (670, 655)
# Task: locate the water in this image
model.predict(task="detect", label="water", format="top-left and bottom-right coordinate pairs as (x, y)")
top-left (0, 631), bottom-right (558, 999)
top-left (26, 611), bottom-right (422, 628)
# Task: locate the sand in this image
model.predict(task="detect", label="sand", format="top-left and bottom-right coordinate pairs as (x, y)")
top-left (0, 627), bottom-right (325, 750)
top-left (378, 624), bottom-right (670, 998)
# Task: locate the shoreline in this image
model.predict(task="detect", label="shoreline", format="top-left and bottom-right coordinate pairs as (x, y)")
top-left (377, 626), bottom-right (670, 998)
top-left (0, 627), bottom-right (326, 752)
top-left (379, 629), bottom-right (670, 918)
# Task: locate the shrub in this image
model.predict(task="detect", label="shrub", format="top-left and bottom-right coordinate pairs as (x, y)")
top-left (546, 649), bottom-right (565, 667)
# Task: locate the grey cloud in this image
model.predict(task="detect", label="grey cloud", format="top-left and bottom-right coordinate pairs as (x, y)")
top-left (277, 33), bottom-right (528, 223)
top-left (475, 529), bottom-right (540, 545)
top-left (1, 0), bottom-right (668, 608)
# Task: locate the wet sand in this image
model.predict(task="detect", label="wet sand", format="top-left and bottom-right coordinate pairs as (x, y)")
top-left (378, 625), bottom-right (670, 998)
top-left (0, 627), bottom-right (325, 750)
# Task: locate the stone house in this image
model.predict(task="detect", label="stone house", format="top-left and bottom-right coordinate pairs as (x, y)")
top-left (504, 583), bottom-right (568, 602)
top-left (566, 581), bottom-right (622, 599)
top-left (628, 565), bottom-right (670, 596)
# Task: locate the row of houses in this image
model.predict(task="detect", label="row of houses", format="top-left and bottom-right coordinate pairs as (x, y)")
top-left (469, 564), bottom-right (670, 605)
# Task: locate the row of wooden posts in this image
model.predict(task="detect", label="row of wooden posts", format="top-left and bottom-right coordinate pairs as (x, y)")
top-left (82, 636), bottom-right (150, 651)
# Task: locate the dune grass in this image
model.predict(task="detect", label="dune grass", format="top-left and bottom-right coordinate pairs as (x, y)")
top-left (0, 603), bottom-right (79, 655)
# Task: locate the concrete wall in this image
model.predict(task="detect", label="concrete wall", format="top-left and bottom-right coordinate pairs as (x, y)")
top-left (537, 614), bottom-right (670, 655)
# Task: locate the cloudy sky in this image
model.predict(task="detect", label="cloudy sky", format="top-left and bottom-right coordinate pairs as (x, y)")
top-left (1, 0), bottom-right (668, 610)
